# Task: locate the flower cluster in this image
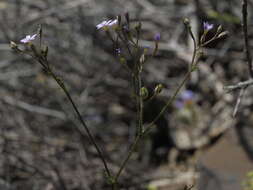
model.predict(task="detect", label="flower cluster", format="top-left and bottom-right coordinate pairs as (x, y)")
top-left (200, 21), bottom-right (228, 46)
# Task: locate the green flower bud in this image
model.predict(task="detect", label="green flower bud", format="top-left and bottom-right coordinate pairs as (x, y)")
top-left (140, 53), bottom-right (145, 64)
top-left (154, 84), bottom-right (164, 94)
top-left (135, 22), bottom-right (142, 31)
top-left (217, 25), bottom-right (222, 34)
top-left (183, 18), bottom-right (190, 26)
top-left (140, 87), bottom-right (149, 99)
top-left (119, 57), bottom-right (126, 64)
top-left (10, 41), bottom-right (18, 49)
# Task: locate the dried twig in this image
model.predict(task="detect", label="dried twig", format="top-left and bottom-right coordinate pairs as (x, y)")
top-left (233, 87), bottom-right (247, 117)
top-left (223, 0), bottom-right (253, 116)
top-left (242, 0), bottom-right (253, 77)
top-left (224, 78), bottom-right (253, 92)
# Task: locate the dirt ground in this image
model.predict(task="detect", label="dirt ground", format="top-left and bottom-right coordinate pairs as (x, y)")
top-left (0, 0), bottom-right (253, 190)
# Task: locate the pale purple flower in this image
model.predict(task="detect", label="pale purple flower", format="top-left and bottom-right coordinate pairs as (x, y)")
top-left (174, 90), bottom-right (195, 109)
top-left (203, 22), bottom-right (214, 31)
top-left (108, 19), bottom-right (117, 26)
top-left (20, 34), bottom-right (37, 43)
top-left (181, 90), bottom-right (194, 101)
top-left (154, 33), bottom-right (161, 41)
top-left (175, 100), bottom-right (184, 109)
top-left (96, 19), bottom-right (118, 30)
top-left (116, 48), bottom-right (121, 54)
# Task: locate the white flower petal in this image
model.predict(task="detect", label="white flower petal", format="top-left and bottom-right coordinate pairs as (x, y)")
top-left (31, 34), bottom-right (37, 40)
top-left (20, 33), bottom-right (37, 43)
top-left (108, 19), bottom-right (117, 26)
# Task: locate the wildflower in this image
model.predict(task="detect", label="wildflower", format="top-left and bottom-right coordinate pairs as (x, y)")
top-left (115, 48), bottom-right (121, 55)
top-left (174, 90), bottom-right (195, 109)
top-left (203, 22), bottom-right (213, 31)
top-left (181, 90), bottom-right (194, 101)
top-left (20, 34), bottom-right (37, 43)
top-left (175, 100), bottom-right (184, 109)
top-left (96, 19), bottom-right (118, 30)
top-left (154, 33), bottom-right (161, 41)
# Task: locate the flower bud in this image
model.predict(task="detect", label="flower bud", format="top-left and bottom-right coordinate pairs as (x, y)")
top-left (140, 87), bottom-right (149, 99)
top-left (154, 84), bottom-right (164, 94)
top-left (10, 41), bottom-right (18, 49)
top-left (183, 18), bottom-right (190, 26)
top-left (10, 41), bottom-right (22, 53)
top-left (140, 53), bottom-right (145, 64)
top-left (217, 25), bottom-right (222, 34)
top-left (135, 22), bottom-right (142, 32)
top-left (119, 57), bottom-right (126, 65)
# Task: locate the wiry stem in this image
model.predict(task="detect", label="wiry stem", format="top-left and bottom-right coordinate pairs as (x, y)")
top-left (33, 57), bottom-right (111, 180)
top-left (242, 0), bottom-right (253, 77)
top-left (114, 23), bottom-right (199, 183)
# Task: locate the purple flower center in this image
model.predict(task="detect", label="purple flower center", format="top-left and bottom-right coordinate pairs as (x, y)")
top-left (203, 22), bottom-right (214, 31)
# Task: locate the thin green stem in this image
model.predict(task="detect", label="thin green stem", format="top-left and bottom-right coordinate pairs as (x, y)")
top-left (143, 24), bottom-right (198, 135)
top-left (114, 24), bottom-right (199, 184)
top-left (188, 25), bottom-right (197, 69)
top-left (45, 65), bottom-right (111, 178)
top-left (114, 134), bottom-right (141, 181)
top-left (143, 69), bottom-right (192, 136)
top-left (137, 73), bottom-right (143, 135)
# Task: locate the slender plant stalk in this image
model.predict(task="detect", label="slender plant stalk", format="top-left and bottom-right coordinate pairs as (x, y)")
top-left (144, 24), bottom-right (198, 135)
top-left (143, 69), bottom-right (192, 135)
top-left (114, 29), bottom-right (199, 183)
top-left (242, 0), bottom-right (253, 77)
top-left (115, 134), bottom-right (141, 182)
top-left (37, 58), bottom-right (111, 179)
top-left (138, 73), bottom-right (144, 135)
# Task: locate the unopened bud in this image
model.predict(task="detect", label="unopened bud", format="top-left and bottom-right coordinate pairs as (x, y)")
top-left (217, 25), bottom-right (222, 34)
top-left (154, 84), bottom-right (164, 94)
top-left (119, 57), bottom-right (126, 64)
top-left (135, 22), bottom-right (142, 31)
top-left (140, 87), bottom-right (149, 99)
top-left (10, 41), bottom-right (18, 49)
top-left (140, 53), bottom-right (145, 64)
top-left (10, 41), bottom-right (22, 53)
top-left (183, 18), bottom-right (190, 26)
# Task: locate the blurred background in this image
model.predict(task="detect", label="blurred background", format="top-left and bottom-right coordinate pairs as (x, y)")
top-left (0, 0), bottom-right (253, 189)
